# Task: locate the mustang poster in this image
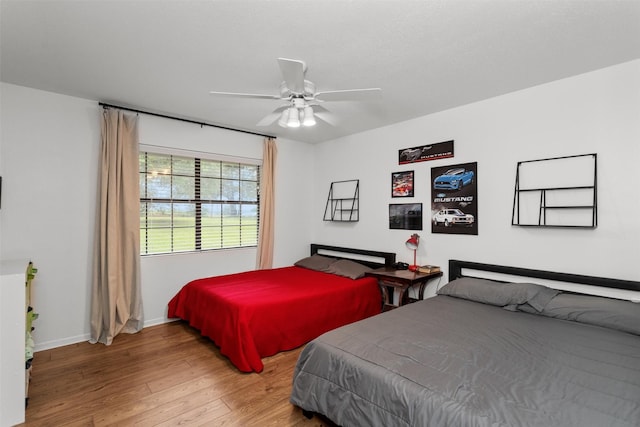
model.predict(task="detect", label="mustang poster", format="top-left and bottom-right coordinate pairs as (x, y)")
top-left (398, 140), bottom-right (454, 165)
top-left (431, 162), bottom-right (478, 235)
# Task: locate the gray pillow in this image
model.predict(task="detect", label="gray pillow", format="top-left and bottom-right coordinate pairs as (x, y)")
top-left (294, 254), bottom-right (335, 272)
top-left (437, 277), bottom-right (559, 311)
top-left (515, 303), bottom-right (538, 314)
top-left (531, 293), bottom-right (640, 336)
top-left (518, 282), bottom-right (562, 311)
top-left (325, 259), bottom-right (373, 280)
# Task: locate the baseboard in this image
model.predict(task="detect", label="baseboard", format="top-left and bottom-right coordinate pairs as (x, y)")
top-left (35, 333), bottom-right (91, 352)
top-left (34, 318), bottom-right (179, 352)
top-left (144, 317), bottom-right (177, 328)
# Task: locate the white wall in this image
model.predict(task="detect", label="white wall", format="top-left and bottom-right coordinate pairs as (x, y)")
top-left (271, 137), bottom-right (316, 267)
top-left (0, 84), bottom-right (101, 349)
top-left (312, 59), bottom-right (640, 297)
top-left (0, 84), bottom-right (314, 349)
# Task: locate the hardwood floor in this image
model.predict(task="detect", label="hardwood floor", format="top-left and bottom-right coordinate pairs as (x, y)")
top-left (20, 321), bottom-right (334, 426)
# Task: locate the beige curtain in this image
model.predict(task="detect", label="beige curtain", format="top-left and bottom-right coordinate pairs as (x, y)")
top-left (256, 137), bottom-right (277, 269)
top-left (90, 108), bottom-right (143, 345)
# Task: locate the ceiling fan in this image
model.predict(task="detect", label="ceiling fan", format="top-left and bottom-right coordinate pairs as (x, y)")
top-left (209, 58), bottom-right (382, 128)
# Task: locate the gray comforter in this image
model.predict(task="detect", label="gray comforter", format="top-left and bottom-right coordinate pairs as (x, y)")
top-left (290, 296), bottom-right (640, 427)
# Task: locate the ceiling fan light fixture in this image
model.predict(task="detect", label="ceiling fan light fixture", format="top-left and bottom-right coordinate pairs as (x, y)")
top-left (302, 106), bottom-right (316, 127)
top-left (277, 109), bottom-right (289, 127)
top-left (286, 107), bottom-right (300, 128)
top-left (210, 58), bottom-right (382, 129)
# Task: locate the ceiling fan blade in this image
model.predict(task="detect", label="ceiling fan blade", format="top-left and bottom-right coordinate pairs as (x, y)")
top-left (309, 104), bottom-right (330, 113)
top-left (256, 106), bottom-right (287, 127)
top-left (314, 112), bottom-right (339, 127)
top-left (256, 112), bottom-right (281, 127)
top-left (277, 58), bottom-right (306, 94)
top-left (315, 88), bottom-right (382, 102)
top-left (209, 91), bottom-right (281, 100)
top-left (312, 107), bottom-right (339, 127)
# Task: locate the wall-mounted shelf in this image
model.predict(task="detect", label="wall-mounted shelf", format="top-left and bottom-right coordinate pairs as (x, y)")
top-left (324, 179), bottom-right (359, 222)
top-left (511, 153), bottom-right (597, 228)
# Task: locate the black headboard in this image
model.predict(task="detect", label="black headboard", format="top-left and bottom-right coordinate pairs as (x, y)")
top-left (311, 244), bottom-right (396, 269)
top-left (449, 259), bottom-right (640, 292)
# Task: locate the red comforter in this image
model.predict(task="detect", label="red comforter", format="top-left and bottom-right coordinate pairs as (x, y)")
top-left (167, 266), bottom-right (382, 372)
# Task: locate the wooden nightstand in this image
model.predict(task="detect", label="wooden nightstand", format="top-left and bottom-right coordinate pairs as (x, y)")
top-left (365, 267), bottom-right (443, 311)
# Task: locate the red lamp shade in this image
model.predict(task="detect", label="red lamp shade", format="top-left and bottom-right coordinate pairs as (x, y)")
top-left (405, 233), bottom-right (420, 271)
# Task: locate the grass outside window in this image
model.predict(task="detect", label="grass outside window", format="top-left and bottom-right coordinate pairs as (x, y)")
top-left (140, 152), bottom-right (260, 255)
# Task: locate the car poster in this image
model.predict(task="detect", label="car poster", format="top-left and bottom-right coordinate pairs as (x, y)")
top-left (391, 171), bottom-right (414, 197)
top-left (398, 140), bottom-right (454, 165)
top-left (431, 162), bottom-right (478, 235)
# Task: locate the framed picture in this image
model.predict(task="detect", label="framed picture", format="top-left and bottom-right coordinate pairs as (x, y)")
top-left (431, 161), bottom-right (478, 235)
top-left (398, 140), bottom-right (454, 165)
top-left (389, 203), bottom-right (423, 230)
top-left (391, 171), bottom-right (414, 198)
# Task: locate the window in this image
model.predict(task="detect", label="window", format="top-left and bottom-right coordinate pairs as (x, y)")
top-left (139, 151), bottom-right (260, 255)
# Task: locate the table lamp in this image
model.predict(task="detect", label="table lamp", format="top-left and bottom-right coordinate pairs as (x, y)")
top-left (405, 233), bottom-right (420, 272)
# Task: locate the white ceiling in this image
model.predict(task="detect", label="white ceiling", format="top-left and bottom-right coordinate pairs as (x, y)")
top-left (2, 0), bottom-right (639, 144)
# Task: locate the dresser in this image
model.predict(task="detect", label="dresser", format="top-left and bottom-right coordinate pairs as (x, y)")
top-left (0, 260), bottom-right (29, 426)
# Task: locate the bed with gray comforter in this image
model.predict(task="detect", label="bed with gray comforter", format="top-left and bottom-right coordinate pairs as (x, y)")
top-left (290, 263), bottom-right (640, 427)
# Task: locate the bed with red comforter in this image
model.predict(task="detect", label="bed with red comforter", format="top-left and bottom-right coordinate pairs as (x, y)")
top-left (167, 245), bottom-right (396, 372)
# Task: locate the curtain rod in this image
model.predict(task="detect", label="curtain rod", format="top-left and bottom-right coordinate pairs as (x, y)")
top-left (99, 102), bottom-right (275, 139)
